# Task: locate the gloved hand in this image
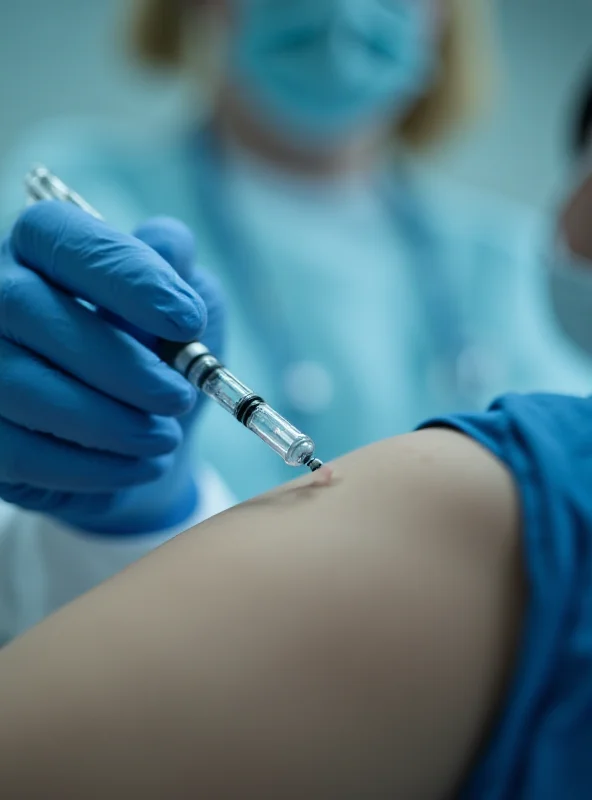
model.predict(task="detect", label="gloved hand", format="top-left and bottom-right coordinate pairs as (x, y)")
top-left (0, 201), bottom-right (225, 534)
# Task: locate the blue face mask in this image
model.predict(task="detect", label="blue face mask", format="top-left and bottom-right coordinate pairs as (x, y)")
top-left (229, 0), bottom-right (438, 145)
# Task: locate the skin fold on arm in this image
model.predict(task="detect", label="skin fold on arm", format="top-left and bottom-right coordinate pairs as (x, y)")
top-left (0, 429), bottom-right (525, 799)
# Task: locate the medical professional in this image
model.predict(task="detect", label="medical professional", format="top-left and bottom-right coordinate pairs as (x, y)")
top-left (1, 1), bottom-right (592, 644)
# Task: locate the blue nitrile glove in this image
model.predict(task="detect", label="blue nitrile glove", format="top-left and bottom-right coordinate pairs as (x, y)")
top-left (0, 201), bottom-right (225, 534)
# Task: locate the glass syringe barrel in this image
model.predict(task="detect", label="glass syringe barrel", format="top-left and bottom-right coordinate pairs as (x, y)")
top-left (161, 341), bottom-right (322, 470)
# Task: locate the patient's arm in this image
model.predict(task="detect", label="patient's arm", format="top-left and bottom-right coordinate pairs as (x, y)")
top-left (0, 430), bottom-right (524, 799)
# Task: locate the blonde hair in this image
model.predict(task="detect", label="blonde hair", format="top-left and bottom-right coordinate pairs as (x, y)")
top-left (129, 0), bottom-right (495, 150)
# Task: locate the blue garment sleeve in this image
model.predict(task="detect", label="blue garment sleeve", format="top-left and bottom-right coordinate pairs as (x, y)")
top-left (420, 393), bottom-right (592, 799)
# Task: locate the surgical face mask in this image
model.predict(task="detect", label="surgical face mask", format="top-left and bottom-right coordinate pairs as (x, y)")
top-left (228, 0), bottom-right (439, 145)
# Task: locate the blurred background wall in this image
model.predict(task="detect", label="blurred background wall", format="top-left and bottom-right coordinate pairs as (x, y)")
top-left (0, 0), bottom-right (591, 209)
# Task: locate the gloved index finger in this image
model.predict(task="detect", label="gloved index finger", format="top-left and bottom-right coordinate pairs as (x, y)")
top-left (12, 201), bottom-right (207, 342)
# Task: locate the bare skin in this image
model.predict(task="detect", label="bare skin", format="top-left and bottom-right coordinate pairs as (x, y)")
top-left (310, 463), bottom-right (335, 486)
top-left (0, 429), bottom-right (524, 798)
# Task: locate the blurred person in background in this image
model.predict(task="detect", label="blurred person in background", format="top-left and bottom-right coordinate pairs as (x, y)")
top-left (551, 64), bottom-right (592, 353)
top-left (2, 0), bottom-right (592, 507)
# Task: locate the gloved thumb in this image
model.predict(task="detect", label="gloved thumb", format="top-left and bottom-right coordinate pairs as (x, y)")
top-left (133, 216), bottom-right (226, 359)
top-left (133, 217), bottom-right (196, 283)
top-left (98, 217), bottom-right (203, 350)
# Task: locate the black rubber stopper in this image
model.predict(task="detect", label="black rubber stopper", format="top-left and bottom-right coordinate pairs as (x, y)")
top-left (235, 394), bottom-right (265, 426)
top-left (158, 339), bottom-right (187, 367)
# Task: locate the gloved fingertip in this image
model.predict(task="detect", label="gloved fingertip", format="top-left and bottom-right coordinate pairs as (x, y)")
top-left (134, 217), bottom-right (196, 283)
top-left (149, 374), bottom-right (198, 418)
top-left (137, 416), bottom-right (184, 456)
top-left (140, 455), bottom-right (171, 484)
top-left (114, 455), bottom-right (169, 488)
top-left (160, 289), bottom-right (208, 342)
top-left (186, 270), bottom-right (226, 345)
top-left (133, 218), bottom-right (210, 340)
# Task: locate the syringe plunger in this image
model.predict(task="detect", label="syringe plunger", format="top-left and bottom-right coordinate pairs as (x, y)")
top-left (162, 341), bottom-right (322, 471)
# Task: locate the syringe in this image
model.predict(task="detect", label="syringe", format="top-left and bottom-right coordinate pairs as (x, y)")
top-left (25, 166), bottom-right (324, 473)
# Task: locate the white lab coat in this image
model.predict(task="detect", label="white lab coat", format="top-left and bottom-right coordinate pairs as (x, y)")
top-left (0, 468), bottom-right (233, 645)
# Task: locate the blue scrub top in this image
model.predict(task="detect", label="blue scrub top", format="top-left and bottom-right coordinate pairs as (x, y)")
top-left (424, 393), bottom-right (592, 798)
top-left (2, 117), bottom-right (592, 501)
